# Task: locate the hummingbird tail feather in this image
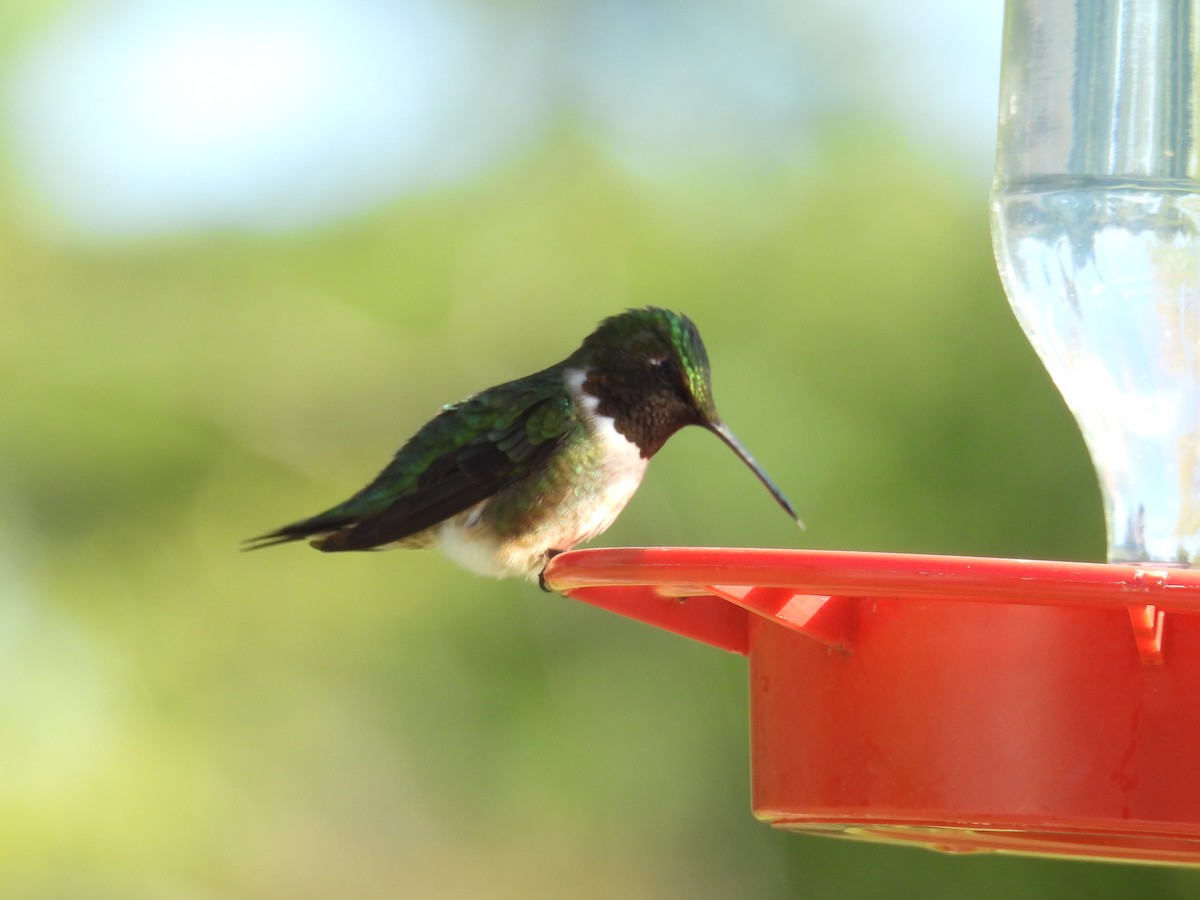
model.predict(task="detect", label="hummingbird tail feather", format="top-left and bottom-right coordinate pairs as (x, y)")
top-left (242, 513), bottom-right (355, 551)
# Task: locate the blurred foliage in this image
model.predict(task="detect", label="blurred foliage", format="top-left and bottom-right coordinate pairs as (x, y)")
top-left (4, 128), bottom-right (1197, 900)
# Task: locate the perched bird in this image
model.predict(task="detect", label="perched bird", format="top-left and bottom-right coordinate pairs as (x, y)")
top-left (247, 307), bottom-right (799, 583)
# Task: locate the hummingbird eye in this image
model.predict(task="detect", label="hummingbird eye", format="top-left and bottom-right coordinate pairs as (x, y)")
top-left (650, 356), bottom-right (679, 384)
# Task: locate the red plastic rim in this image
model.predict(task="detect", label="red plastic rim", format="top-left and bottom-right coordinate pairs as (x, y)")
top-left (544, 546), bottom-right (1200, 660)
top-left (544, 547), bottom-right (1200, 865)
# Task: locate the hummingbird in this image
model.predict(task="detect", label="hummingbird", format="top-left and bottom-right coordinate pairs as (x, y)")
top-left (246, 307), bottom-right (800, 584)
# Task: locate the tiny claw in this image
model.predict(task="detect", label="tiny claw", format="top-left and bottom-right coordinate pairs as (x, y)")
top-left (539, 549), bottom-right (565, 593)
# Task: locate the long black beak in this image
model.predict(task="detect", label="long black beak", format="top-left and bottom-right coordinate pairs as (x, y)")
top-left (707, 420), bottom-right (804, 529)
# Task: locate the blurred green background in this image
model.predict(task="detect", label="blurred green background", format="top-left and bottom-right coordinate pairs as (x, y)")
top-left (4, 1), bottom-right (1199, 897)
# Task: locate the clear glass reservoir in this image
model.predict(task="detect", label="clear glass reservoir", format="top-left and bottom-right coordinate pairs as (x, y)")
top-left (991, 1), bottom-right (1200, 564)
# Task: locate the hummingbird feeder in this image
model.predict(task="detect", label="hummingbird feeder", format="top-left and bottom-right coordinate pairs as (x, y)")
top-left (543, 0), bottom-right (1200, 865)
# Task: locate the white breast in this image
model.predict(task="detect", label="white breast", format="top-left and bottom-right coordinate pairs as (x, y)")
top-left (564, 367), bottom-right (649, 543)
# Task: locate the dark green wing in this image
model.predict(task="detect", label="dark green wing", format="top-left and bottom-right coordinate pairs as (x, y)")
top-left (246, 375), bottom-right (577, 551)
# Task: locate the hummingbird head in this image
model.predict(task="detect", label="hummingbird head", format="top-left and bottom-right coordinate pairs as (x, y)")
top-left (575, 307), bottom-right (716, 454)
top-left (574, 307), bottom-right (801, 523)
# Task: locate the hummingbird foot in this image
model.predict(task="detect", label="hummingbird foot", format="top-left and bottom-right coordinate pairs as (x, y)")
top-left (538, 549), bottom-right (565, 593)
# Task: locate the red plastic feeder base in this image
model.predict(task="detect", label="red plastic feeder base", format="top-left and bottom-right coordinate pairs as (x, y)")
top-left (543, 548), bottom-right (1200, 865)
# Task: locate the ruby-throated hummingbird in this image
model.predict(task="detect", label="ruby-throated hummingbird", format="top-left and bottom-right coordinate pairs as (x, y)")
top-left (247, 307), bottom-right (800, 582)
